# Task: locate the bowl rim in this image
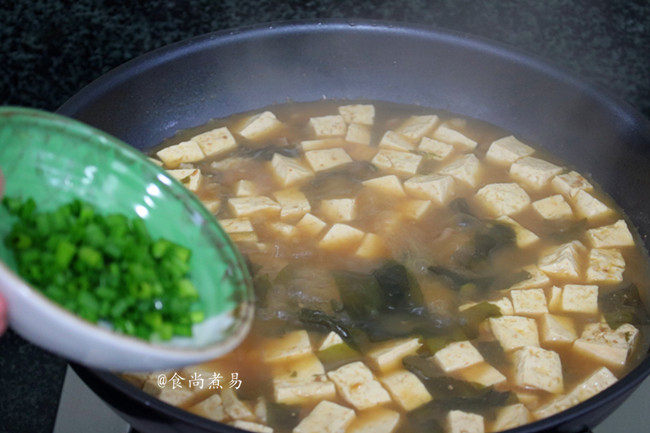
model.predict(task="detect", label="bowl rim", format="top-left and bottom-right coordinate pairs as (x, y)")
top-left (59, 18), bottom-right (650, 433)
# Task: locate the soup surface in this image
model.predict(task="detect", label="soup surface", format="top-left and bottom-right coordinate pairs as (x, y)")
top-left (126, 101), bottom-right (650, 433)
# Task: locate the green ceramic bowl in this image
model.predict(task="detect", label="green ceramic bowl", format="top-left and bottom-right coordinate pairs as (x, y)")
top-left (0, 107), bottom-right (254, 371)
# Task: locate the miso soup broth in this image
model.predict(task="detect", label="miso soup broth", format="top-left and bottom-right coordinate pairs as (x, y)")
top-left (124, 101), bottom-right (650, 433)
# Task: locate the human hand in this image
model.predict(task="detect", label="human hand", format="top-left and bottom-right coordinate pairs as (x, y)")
top-left (0, 169), bottom-right (5, 335)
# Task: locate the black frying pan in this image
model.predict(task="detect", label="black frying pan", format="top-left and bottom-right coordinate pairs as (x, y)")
top-left (57, 20), bottom-right (650, 433)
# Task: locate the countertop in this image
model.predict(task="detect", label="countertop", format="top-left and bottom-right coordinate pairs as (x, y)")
top-left (0, 1), bottom-right (648, 432)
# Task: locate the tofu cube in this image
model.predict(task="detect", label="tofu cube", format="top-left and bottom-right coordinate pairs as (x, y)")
top-left (362, 175), bottom-right (406, 197)
top-left (438, 154), bottom-right (481, 188)
top-left (513, 346), bottom-right (563, 393)
top-left (346, 143), bottom-right (379, 161)
top-left (304, 148), bottom-right (353, 172)
top-left (485, 136), bottom-right (534, 166)
top-left (586, 220), bottom-right (635, 248)
top-left (446, 410), bottom-right (484, 433)
top-left (238, 111), bottom-right (283, 142)
top-left (308, 115), bottom-right (347, 137)
top-left (572, 323), bottom-right (639, 368)
top-left (271, 154), bottom-right (315, 188)
top-left (219, 218), bottom-right (254, 234)
top-left (540, 314), bottom-right (577, 345)
top-left (273, 188), bottom-right (311, 222)
top-left (510, 157), bottom-right (563, 190)
top-left (489, 316), bottom-right (540, 351)
top-left (318, 332), bottom-right (345, 351)
top-left (273, 375), bottom-right (336, 405)
top-left (433, 124), bottom-right (477, 151)
top-left (404, 174), bottom-right (455, 204)
top-left (267, 221), bottom-right (297, 239)
top-left (510, 289), bottom-right (548, 316)
top-left (157, 141), bottom-right (205, 168)
top-left (221, 388), bottom-right (255, 421)
top-left (561, 284), bottom-right (598, 314)
top-left (418, 137), bottom-right (454, 161)
top-left (509, 265), bottom-right (551, 290)
top-left (379, 130), bottom-right (416, 151)
top-left (228, 196), bottom-right (281, 218)
top-left (475, 183), bottom-right (531, 217)
top-left (380, 370), bottom-right (432, 411)
top-left (234, 179), bottom-right (257, 197)
top-left (191, 127), bottom-right (237, 159)
top-left (366, 338), bottom-right (422, 373)
top-left (346, 408), bottom-right (400, 433)
top-left (456, 362), bottom-right (507, 387)
top-left (548, 286), bottom-right (562, 312)
top-left (538, 241), bottom-right (586, 280)
top-left (166, 168), bottom-right (197, 182)
top-left (295, 213), bottom-right (327, 237)
top-left (300, 138), bottom-right (345, 151)
top-left (319, 223), bottom-right (365, 251)
top-left (552, 171), bottom-right (593, 198)
top-left (587, 248), bottom-right (625, 284)
top-left (492, 404), bottom-right (531, 431)
top-left (355, 233), bottom-right (389, 259)
top-left (571, 190), bottom-right (612, 221)
top-left (371, 149), bottom-right (422, 176)
top-left (262, 330), bottom-right (312, 363)
top-left (532, 194), bottom-right (574, 220)
top-left (319, 198), bottom-right (357, 222)
top-left (327, 361), bottom-right (392, 410)
top-left (228, 421), bottom-right (272, 433)
top-left (496, 216), bottom-right (539, 248)
top-left (230, 232), bottom-right (259, 243)
top-left (338, 104), bottom-right (375, 125)
top-left (396, 115), bottom-right (440, 141)
top-left (185, 170), bottom-right (202, 192)
top-left (293, 400), bottom-right (356, 433)
top-left (272, 353), bottom-right (325, 381)
top-left (189, 394), bottom-right (227, 422)
top-left (142, 378), bottom-right (199, 406)
top-left (402, 199), bottom-right (433, 220)
top-left (433, 341), bottom-right (484, 373)
top-left (345, 123), bottom-right (372, 146)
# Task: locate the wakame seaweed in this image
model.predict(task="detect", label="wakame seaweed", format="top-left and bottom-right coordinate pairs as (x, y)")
top-left (599, 284), bottom-right (650, 329)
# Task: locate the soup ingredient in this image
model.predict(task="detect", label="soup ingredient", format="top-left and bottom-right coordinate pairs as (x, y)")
top-left (2, 197), bottom-right (204, 340)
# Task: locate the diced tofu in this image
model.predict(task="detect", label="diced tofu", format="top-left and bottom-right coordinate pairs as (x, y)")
top-left (308, 115), bottom-right (347, 137)
top-left (587, 248), bottom-right (625, 284)
top-left (319, 198), bottom-right (357, 222)
top-left (239, 111), bottom-right (283, 142)
top-left (552, 171), bottom-right (593, 198)
top-left (403, 174), bottom-right (455, 204)
top-left (346, 143), bottom-right (379, 161)
top-left (189, 394), bottom-right (227, 422)
top-left (319, 223), bottom-right (365, 251)
top-left (586, 220), bottom-right (635, 248)
top-left (571, 190), bottom-right (612, 221)
top-left (267, 222), bottom-right (297, 239)
top-left (362, 175), bottom-right (406, 197)
top-left (475, 183), bottom-right (531, 216)
top-left (572, 323), bottom-right (639, 368)
top-left (438, 154), bottom-right (481, 188)
top-left (293, 401), bottom-right (356, 433)
top-left (418, 137), bottom-right (454, 161)
top-left (532, 195), bottom-right (574, 220)
top-left (514, 391), bottom-right (541, 410)
top-left (401, 199), bottom-right (433, 220)
top-left (345, 123), bottom-right (372, 146)
top-left (371, 149), bottom-right (422, 176)
top-left (433, 341), bottom-right (484, 373)
top-left (229, 421), bottom-right (273, 433)
top-left (509, 265), bottom-right (551, 290)
top-left (221, 389), bottom-right (255, 421)
top-left (319, 332), bottom-right (344, 351)
top-left (254, 397), bottom-right (268, 423)
top-left (270, 154), bottom-right (315, 188)
top-left (142, 378), bottom-right (198, 406)
top-left (273, 375), bottom-right (336, 405)
top-left (295, 213), bottom-right (327, 237)
top-left (166, 168), bottom-right (197, 181)
top-left (489, 316), bottom-right (540, 351)
top-left (446, 410), bottom-right (484, 433)
top-left (234, 179), bottom-right (257, 197)
top-left (219, 218), bottom-right (254, 234)
top-left (548, 286), bottom-right (562, 312)
top-left (561, 284), bottom-right (598, 314)
top-left (272, 353), bottom-right (325, 381)
top-left (513, 346), bottom-right (563, 393)
top-left (485, 136), bottom-right (534, 166)
top-left (191, 127), bottom-right (237, 158)
top-left (366, 338), bottom-right (422, 373)
top-left (148, 157), bottom-right (163, 166)
top-left (211, 156), bottom-right (247, 171)
top-left (327, 361), bottom-right (392, 410)
top-left (355, 233), bottom-right (389, 259)
top-left (538, 241), bottom-right (586, 280)
top-left (459, 297), bottom-right (514, 316)
top-left (396, 115), bottom-right (440, 141)
top-left (492, 403), bottom-right (531, 431)
top-left (300, 138), bottom-right (345, 151)
top-left (433, 125), bottom-right (478, 151)
top-left (540, 314), bottom-right (577, 345)
top-left (186, 170), bottom-right (202, 192)
top-left (273, 189), bottom-right (311, 222)
top-left (304, 148), bottom-right (353, 172)
top-left (157, 141), bottom-right (205, 168)
top-left (230, 232), bottom-right (259, 243)
top-left (510, 289), bottom-right (548, 316)
top-left (346, 408), bottom-right (400, 433)
top-left (379, 130), bottom-right (416, 151)
top-left (228, 196), bottom-right (281, 218)
top-left (380, 369), bottom-right (432, 411)
top-left (262, 330), bottom-right (312, 363)
top-left (456, 362), bottom-right (507, 387)
top-left (338, 104), bottom-right (375, 125)
top-left (510, 157), bottom-right (563, 190)
top-left (496, 216), bottom-right (539, 248)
